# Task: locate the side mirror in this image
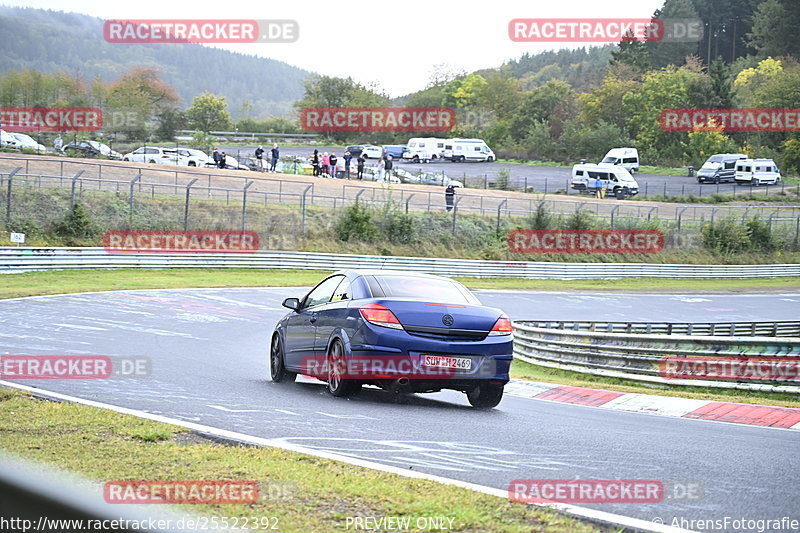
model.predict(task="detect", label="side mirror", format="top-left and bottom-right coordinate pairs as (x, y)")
top-left (282, 297), bottom-right (301, 311)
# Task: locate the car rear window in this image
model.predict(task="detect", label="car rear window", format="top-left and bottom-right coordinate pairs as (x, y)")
top-left (370, 276), bottom-right (476, 304)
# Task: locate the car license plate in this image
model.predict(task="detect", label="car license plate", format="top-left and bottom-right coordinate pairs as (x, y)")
top-left (423, 355), bottom-right (472, 370)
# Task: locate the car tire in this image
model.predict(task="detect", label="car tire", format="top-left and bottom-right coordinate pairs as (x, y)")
top-left (467, 383), bottom-right (504, 408)
top-left (411, 155), bottom-right (419, 163)
top-left (714, 177), bottom-right (720, 184)
top-left (327, 339), bottom-right (360, 397)
top-left (487, 156), bottom-right (494, 162)
top-left (123, 157), bottom-right (130, 162)
top-left (269, 333), bottom-right (296, 383)
top-left (459, 156), bottom-right (466, 163)
top-left (148, 159), bottom-right (156, 164)
top-left (188, 161), bottom-right (196, 167)
top-left (423, 158), bottom-right (429, 163)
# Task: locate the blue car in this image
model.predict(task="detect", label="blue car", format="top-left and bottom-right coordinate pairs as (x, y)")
top-left (270, 270), bottom-right (513, 408)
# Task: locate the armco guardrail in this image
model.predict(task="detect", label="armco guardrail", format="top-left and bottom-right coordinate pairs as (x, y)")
top-left (521, 320), bottom-right (800, 337)
top-left (513, 320), bottom-right (800, 392)
top-left (2, 247), bottom-right (800, 278)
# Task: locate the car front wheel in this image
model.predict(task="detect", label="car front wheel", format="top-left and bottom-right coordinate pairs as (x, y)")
top-left (270, 334), bottom-right (296, 383)
top-left (467, 383), bottom-right (504, 408)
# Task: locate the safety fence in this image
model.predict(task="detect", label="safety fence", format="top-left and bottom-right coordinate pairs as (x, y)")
top-left (2, 247), bottom-right (800, 278)
top-left (512, 320), bottom-right (800, 392)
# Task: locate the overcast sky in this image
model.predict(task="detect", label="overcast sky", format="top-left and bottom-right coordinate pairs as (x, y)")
top-left (11, 0), bottom-right (664, 97)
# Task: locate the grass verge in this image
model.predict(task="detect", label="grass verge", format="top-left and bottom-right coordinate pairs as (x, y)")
top-left (2, 268), bottom-right (800, 301)
top-left (0, 387), bottom-right (600, 533)
top-left (511, 359), bottom-right (800, 408)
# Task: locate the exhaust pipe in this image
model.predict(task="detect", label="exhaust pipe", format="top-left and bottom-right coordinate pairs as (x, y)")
top-left (396, 377), bottom-right (410, 386)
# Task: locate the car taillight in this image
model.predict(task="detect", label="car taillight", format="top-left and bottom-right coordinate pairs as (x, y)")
top-left (488, 315), bottom-right (513, 336)
top-left (359, 304), bottom-right (403, 330)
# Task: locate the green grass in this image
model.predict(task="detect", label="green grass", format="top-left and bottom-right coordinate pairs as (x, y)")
top-left (2, 268), bottom-right (800, 301)
top-left (511, 359), bottom-right (800, 408)
top-left (497, 159), bottom-right (571, 168)
top-left (0, 388), bottom-right (599, 533)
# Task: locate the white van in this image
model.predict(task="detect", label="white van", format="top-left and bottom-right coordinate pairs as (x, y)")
top-left (402, 138), bottom-right (446, 163)
top-left (601, 148), bottom-right (640, 174)
top-left (571, 163), bottom-right (639, 198)
top-left (443, 138), bottom-right (496, 162)
top-left (734, 159), bottom-right (781, 186)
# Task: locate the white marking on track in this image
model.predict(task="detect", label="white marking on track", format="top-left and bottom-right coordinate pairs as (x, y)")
top-left (315, 412), bottom-right (377, 420)
top-left (274, 409), bottom-right (300, 415)
top-left (52, 323), bottom-right (108, 331)
top-left (207, 404), bottom-right (263, 413)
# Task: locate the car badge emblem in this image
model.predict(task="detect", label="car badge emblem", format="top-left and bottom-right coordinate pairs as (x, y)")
top-left (442, 314), bottom-right (454, 326)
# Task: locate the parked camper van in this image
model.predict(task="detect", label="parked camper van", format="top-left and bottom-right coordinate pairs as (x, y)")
top-left (443, 138), bottom-right (496, 162)
top-left (601, 148), bottom-right (639, 174)
top-left (696, 153), bottom-right (746, 184)
top-left (734, 158), bottom-right (781, 186)
top-left (402, 138), bottom-right (446, 163)
top-left (571, 163), bottom-right (639, 199)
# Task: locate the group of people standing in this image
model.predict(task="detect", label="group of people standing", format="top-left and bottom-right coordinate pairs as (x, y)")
top-left (255, 144), bottom-right (280, 172)
top-left (310, 149), bottom-right (394, 181)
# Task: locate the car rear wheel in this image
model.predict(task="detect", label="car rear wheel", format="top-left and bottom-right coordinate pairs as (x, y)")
top-left (327, 339), bottom-right (360, 397)
top-left (467, 383), bottom-right (504, 408)
top-left (148, 159), bottom-right (156, 164)
top-left (270, 334), bottom-right (296, 383)
top-left (188, 161), bottom-right (196, 167)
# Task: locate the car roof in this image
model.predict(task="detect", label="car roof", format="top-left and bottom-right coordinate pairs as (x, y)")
top-left (330, 269), bottom-right (453, 281)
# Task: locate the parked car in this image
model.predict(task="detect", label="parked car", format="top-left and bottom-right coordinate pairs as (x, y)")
top-left (345, 145), bottom-right (383, 159)
top-left (383, 144), bottom-right (407, 160)
top-left (416, 171), bottom-right (463, 187)
top-left (62, 140), bottom-right (123, 160)
top-left (697, 153), bottom-right (747, 184)
top-left (269, 270), bottom-right (513, 408)
top-left (123, 146), bottom-right (180, 164)
top-left (601, 147), bottom-right (640, 174)
top-left (202, 155), bottom-right (250, 171)
top-left (571, 163), bottom-right (639, 198)
top-left (0, 129), bottom-right (18, 150)
top-left (403, 138), bottom-right (446, 163)
top-left (8, 132), bottom-right (46, 153)
top-left (443, 138), bottom-right (495, 162)
top-left (177, 148), bottom-right (210, 167)
top-left (734, 158), bottom-right (781, 186)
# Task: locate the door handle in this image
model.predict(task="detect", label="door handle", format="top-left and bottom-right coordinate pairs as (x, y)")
top-left (309, 313), bottom-right (318, 323)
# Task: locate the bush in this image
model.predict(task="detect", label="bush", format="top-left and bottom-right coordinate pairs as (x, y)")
top-left (52, 203), bottom-right (97, 238)
top-left (528, 203), bottom-right (552, 229)
top-left (383, 210), bottom-right (416, 244)
top-left (563, 210), bottom-right (595, 230)
top-left (335, 200), bottom-right (378, 242)
top-left (494, 168), bottom-right (511, 190)
top-left (746, 217), bottom-right (780, 252)
top-left (701, 217), bottom-right (752, 254)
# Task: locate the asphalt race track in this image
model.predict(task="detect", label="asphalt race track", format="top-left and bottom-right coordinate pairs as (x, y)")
top-left (1, 288), bottom-right (798, 528)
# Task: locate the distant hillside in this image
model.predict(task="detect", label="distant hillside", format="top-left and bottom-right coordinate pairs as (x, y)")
top-left (0, 6), bottom-right (309, 118)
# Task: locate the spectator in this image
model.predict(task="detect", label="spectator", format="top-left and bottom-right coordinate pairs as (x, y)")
top-left (594, 176), bottom-right (604, 199)
top-left (445, 184), bottom-right (455, 211)
top-left (219, 152), bottom-right (227, 169)
top-left (212, 147), bottom-right (221, 167)
top-left (356, 153), bottom-right (365, 180)
top-left (54, 135), bottom-right (63, 152)
top-left (270, 143), bottom-right (279, 172)
top-left (375, 156), bottom-right (385, 182)
top-left (255, 145), bottom-right (264, 171)
top-left (322, 152), bottom-right (330, 177)
top-left (329, 153), bottom-right (338, 178)
top-left (384, 155), bottom-right (393, 181)
top-left (343, 151), bottom-right (352, 179)
top-left (311, 149), bottom-right (320, 176)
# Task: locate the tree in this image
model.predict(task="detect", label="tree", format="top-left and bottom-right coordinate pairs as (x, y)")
top-left (611, 31), bottom-right (650, 72)
top-left (686, 128), bottom-right (737, 166)
top-left (105, 67), bottom-right (179, 138)
top-left (647, 0), bottom-right (701, 68)
top-left (442, 73), bottom-right (488, 109)
top-left (579, 72), bottom-right (640, 130)
top-left (185, 92), bottom-right (233, 133)
top-left (708, 57), bottom-right (733, 108)
top-left (747, 0), bottom-right (791, 58)
top-left (733, 57), bottom-right (783, 107)
top-left (509, 80), bottom-right (576, 139)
